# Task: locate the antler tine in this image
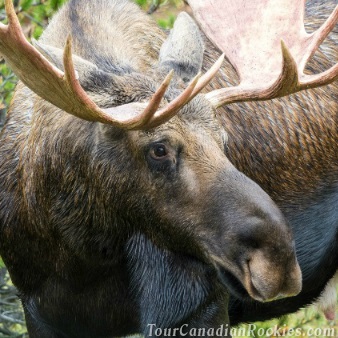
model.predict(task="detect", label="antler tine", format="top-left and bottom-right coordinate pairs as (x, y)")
top-left (300, 62), bottom-right (338, 90)
top-left (134, 70), bottom-right (175, 129)
top-left (294, 4), bottom-right (338, 90)
top-left (1, 0), bottom-right (180, 130)
top-left (62, 36), bottom-right (109, 123)
top-left (63, 36), bottom-right (174, 129)
top-left (0, 0), bottom-right (224, 130)
top-left (147, 72), bottom-right (201, 129)
top-left (190, 54), bottom-right (225, 99)
top-left (3, 0), bottom-right (19, 29)
top-left (206, 41), bottom-right (299, 107)
top-left (145, 54), bottom-right (225, 129)
top-left (103, 69), bottom-right (175, 130)
top-left (1, 0), bottom-right (64, 88)
top-left (302, 5), bottom-right (338, 71)
top-left (188, 0), bottom-right (338, 108)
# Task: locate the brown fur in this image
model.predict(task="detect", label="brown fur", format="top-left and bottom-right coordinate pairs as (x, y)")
top-left (202, 8), bottom-right (338, 206)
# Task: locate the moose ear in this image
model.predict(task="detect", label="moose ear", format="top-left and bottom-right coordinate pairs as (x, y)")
top-left (159, 12), bottom-right (205, 83)
top-left (32, 39), bottom-right (99, 76)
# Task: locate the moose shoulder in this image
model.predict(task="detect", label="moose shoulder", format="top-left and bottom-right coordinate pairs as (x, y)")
top-left (0, 0), bottom-right (337, 336)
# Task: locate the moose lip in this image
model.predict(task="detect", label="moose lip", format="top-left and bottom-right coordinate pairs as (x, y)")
top-left (217, 265), bottom-right (267, 303)
top-left (244, 263), bottom-right (269, 302)
top-left (217, 266), bottom-right (254, 301)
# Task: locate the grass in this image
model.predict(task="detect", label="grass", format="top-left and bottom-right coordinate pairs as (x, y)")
top-left (0, 268), bottom-right (27, 337)
top-left (236, 304), bottom-right (337, 337)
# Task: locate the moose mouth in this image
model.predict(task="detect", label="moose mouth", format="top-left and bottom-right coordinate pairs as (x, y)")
top-left (217, 265), bottom-right (280, 303)
top-left (217, 266), bottom-right (262, 302)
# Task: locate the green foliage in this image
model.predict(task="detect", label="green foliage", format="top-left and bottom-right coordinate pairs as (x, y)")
top-left (0, 0), bottom-right (182, 109)
top-left (135, 0), bottom-right (150, 7)
top-left (50, 0), bottom-right (66, 10)
top-left (0, 0), bottom-right (66, 108)
top-left (235, 303), bottom-right (338, 337)
top-left (0, 268), bottom-right (27, 337)
top-left (0, 63), bottom-right (16, 109)
top-left (135, 0), bottom-right (172, 11)
top-left (20, 0), bottom-right (33, 11)
top-left (157, 13), bottom-right (176, 28)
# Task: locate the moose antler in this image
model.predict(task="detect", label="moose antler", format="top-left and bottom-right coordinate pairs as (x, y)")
top-left (188, 0), bottom-right (338, 107)
top-left (0, 0), bottom-right (222, 130)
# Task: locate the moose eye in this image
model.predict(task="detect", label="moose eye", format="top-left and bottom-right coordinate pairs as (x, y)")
top-left (146, 142), bottom-right (178, 177)
top-left (149, 143), bottom-right (169, 160)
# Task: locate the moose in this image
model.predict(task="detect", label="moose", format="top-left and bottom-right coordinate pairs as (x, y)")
top-left (0, 0), bottom-right (337, 336)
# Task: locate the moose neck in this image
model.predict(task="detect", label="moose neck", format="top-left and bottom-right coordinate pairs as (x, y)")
top-left (221, 87), bottom-right (338, 209)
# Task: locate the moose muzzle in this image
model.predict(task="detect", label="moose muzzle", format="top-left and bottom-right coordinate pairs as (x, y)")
top-left (201, 165), bottom-right (302, 303)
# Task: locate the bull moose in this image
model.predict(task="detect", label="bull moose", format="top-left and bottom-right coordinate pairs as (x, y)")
top-left (0, 0), bottom-right (337, 337)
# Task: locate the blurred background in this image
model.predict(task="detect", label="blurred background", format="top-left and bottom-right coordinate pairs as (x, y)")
top-left (0, 0), bottom-right (337, 337)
